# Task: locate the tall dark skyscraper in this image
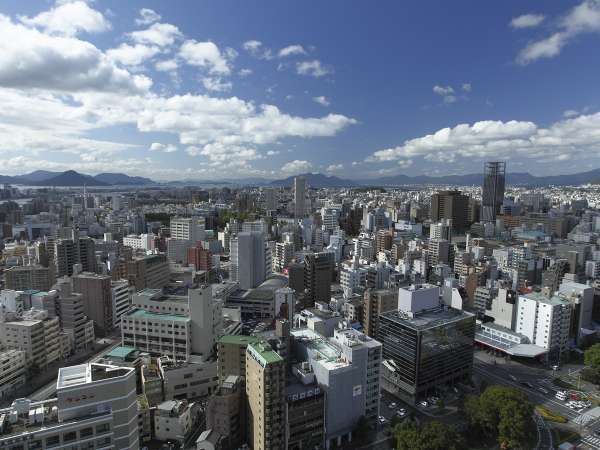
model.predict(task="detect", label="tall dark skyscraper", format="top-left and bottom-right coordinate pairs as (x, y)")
top-left (430, 190), bottom-right (469, 230)
top-left (481, 161), bottom-right (506, 223)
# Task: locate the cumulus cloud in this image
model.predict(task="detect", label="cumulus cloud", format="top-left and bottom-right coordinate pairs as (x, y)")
top-left (281, 160), bottom-right (313, 174)
top-left (326, 163), bottom-right (343, 172)
top-left (368, 112), bottom-right (600, 169)
top-left (462, 83), bottom-right (472, 92)
top-left (238, 68), bottom-right (253, 77)
top-left (107, 43), bottom-right (160, 66)
top-left (296, 60), bottom-right (330, 77)
top-left (278, 44), bottom-right (307, 57)
top-left (202, 77), bottom-right (232, 92)
top-left (242, 40), bottom-right (273, 59)
top-left (150, 142), bottom-right (178, 153)
top-left (129, 22), bottom-right (182, 47)
top-left (155, 59), bottom-right (178, 72)
top-left (266, 150), bottom-right (280, 156)
top-left (433, 85), bottom-right (454, 96)
top-left (179, 40), bottom-right (231, 74)
top-left (19, 1), bottom-right (110, 36)
top-left (510, 14), bottom-right (545, 29)
top-left (517, 0), bottom-right (600, 64)
top-left (0, 15), bottom-right (151, 94)
top-left (185, 146), bottom-right (201, 156)
top-left (136, 8), bottom-right (161, 26)
top-left (313, 96), bottom-right (330, 106)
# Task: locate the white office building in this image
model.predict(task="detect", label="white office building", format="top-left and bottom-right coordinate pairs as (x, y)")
top-left (230, 232), bottom-right (265, 290)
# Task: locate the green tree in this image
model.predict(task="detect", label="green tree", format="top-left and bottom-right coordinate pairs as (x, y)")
top-left (419, 422), bottom-right (464, 450)
top-left (395, 420), bottom-right (421, 450)
top-left (584, 343), bottom-right (600, 368)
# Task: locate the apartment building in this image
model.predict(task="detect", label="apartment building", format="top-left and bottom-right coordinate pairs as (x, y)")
top-left (0, 349), bottom-right (27, 399)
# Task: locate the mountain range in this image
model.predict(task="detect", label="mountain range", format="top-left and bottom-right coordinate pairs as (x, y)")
top-left (1, 168), bottom-right (600, 187)
top-left (0, 170), bottom-right (155, 186)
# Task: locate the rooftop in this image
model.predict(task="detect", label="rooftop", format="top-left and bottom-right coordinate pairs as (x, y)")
top-left (125, 308), bottom-right (189, 322)
top-left (520, 291), bottom-right (571, 306)
top-left (105, 346), bottom-right (138, 360)
top-left (218, 335), bottom-right (261, 346)
top-left (247, 341), bottom-right (283, 365)
top-left (57, 363), bottom-right (133, 389)
top-left (381, 306), bottom-right (474, 331)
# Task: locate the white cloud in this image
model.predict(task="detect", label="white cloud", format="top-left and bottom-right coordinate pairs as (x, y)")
top-left (296, 60), bottom-right (330, 77)
top-left (242, 40), bottom-right (273, 60)
top-left (136, 8), bottom-right (161, 26)
top-left (326, 163), bottom-right (343, 172)
top-left (266, 150), bottom-right (280, 156)
top-left (155, 59), bottom-right (178, 72)
top-left (19, 1), bottom-right (110, 37)
top-left (313, 96), bottom-right (330, 107)
top-left (563, 109), bottom-right (579, 118)
top-left (0, 15), bottom-right (151, 94)
top-left (433, 85), bottom-right (454, 96)
top-left (150, 142), bottom-right (178, 153)
top-left (238, 68), bottom-right (252, 77)
top-left (462, 83), bottom-right (472, 92)
top-left (107, 43), bottom-right (160, 66)
top-left (510, 14), bottom-right (545, 29)
top-left (185, 146), bottom-right (201, 156)
top-left (278, 44), bottom-right (307, 57)
top-left (202, 77), bottom-right (232, 92)
top-left (179, 40), bottom-right (230, 74)
top-left (281, 160), bottom-right (313, 174)
top-left (517, 0), bottom-right (600, 64)
top-left (129, 22), bottom-right (182, 47)
top-left (368, 112), bottom-right (600, 169)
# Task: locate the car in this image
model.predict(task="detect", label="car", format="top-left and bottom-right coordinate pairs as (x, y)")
top-left (555, 391), bottom-right (567, 401)
top-left (537, 387), bottom-right (549, 394)
top-left (397, 408), bottom-right (407, 416)
top-left (419, 401), bottom-right (429, 408)
top-left (389, 402), bottom-right (397, 409)
top-left (509, 374), bottom-right (518, 381)
top-left (378, 416), bottom-right (386, 424)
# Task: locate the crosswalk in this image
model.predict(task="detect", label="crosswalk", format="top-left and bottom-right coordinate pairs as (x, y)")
top-left (582, 435), bottom-right (600, 449)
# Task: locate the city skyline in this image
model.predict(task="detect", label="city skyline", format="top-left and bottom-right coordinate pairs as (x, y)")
top-left (1, 0), bottom-right (600, 180)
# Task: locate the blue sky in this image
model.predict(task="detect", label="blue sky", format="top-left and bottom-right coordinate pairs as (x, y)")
top-left (0, 0), bottom-right (599, 180)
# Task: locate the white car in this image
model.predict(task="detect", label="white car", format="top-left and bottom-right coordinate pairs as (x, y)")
top-left (420, 401), bottom-right (429, 408)
top-left (378, 416), bottom-right (386, 424)
top-left (397, 408), bottom-right (407, 416)
top-left (389, 402), bottom-right (397, 409)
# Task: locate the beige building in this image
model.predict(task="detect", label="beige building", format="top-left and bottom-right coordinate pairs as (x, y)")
top-left (73, 272), bottom-right (114, 335)
top-left (246, 341), bottom-right (285, 450)
top-left (0, 349), bottom-right (27, 399)
top-left (4, 265), bottom-right (52, 291)
top-left (217, 335), bottom-right (260, 383)
top-left (206, 375), bottom-right (245, 450)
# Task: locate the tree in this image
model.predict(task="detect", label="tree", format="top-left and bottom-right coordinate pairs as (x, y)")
top-left (395, 421), bottom-right (463, 450)
top-left (353, 415), bottom-right (370, 441)
top-left (395, 420), bottom-right (421, 450)
top-left (584, 343), bottom-right (600, 368)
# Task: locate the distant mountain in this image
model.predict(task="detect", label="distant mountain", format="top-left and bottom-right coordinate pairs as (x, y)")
top-left (270, 173), bottom-right (358, 188)
top-left (94, 173), bottom-right (155, 185)
top-left (366, 169), bottom-right (600, 187)
top-left (30, 170), bottom-right (109, 187)
top-left (13, 170), bottom-right (62, 183)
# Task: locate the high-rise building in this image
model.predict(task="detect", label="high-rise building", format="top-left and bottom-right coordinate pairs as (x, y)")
top-left (126, 254), bottom-right (170, 291)
top-left (188, 246), bottom-right (213, 271)
top-left (111, 280), bottom-right (131, 327)
top-left (73, 272), bottom-right (113, 336)
top-left (304, 252), bottom-right (334, 306)
top-left (170, 216), bottom-right (205, 241)
top-left (293, 176), bottom-right (306, 218)
top-left (246, 340), bottom-right (285, 450)
top-left (77, 236), bottom-right (97, 273)
top-left (430, 190), bottom-right (469, 230)
top-left (363, 288), bottom-right (398, 338)
top-left (482, 161), bottom-right (506, 223)
top-left (206, 375), bottom-right (246, 450)
top-left (217, 335), bottom-right (261, 384)
top-left (230, 231), bottom-right (265, 290)
top-left (375, 229), bottom-right (393, 254)
top-left (54, 239), bottom-right (77, 278)
top-left (4, 265), bottom-right (52, 291)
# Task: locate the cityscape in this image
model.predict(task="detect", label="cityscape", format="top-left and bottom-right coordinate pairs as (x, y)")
top-left (2, 1), bottom-right (600, 450)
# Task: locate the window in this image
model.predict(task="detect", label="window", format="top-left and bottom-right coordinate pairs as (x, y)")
top-left (80, 427), bottom-right (93, 438)
top-left (96, 423), bottom-right (110, 434)
top-left (46, 436), bottom-right (60, 447)
top-left (64, 431), bottom-right (77, 442)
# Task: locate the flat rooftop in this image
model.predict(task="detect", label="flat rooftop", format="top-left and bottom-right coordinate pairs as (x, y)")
top-left (520, 291), bottom-right (571, 306)
top-left (218, 335), bottom-right (260, 346)
top-left (57, 363), bottom-right (133, 389)
top-left (125, 308), bottom-right (189, 322)
top-left (247, 341), bottom-right (283, 365)
top-left (381, 307), bottom-right (474, 331)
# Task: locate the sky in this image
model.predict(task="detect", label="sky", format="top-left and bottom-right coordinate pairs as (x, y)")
top-left (1, 0), bottom-right (600, 181)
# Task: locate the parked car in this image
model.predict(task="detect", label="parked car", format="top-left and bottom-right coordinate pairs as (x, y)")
top-left (537, 386), bottom-right (549, 394)
top-left (389, 402), bottom-right (397, 409)
top-left (397, 408), bottom-right (407, 417)
top-left (419, 401), bottom-right (429, 408)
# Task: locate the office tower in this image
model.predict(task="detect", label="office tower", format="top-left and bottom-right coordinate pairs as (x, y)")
top-left (285, 370), bottom-right (325, 450)
top-left (0, 363), bottom-right (139, 449)
top-left (246, 341), bottom-right (285, 450)
top-left (53, 279), bottom-right (95, 353)
top-left (111, 280), bottom-right (131, 327)
top-left (429, 219), bottom-right (452, 240)
top-left (375, 229), bottom-right (393, 254)
top-left (206, 375), bottom-right (246, 450)
top-left (304, 252), bottom-right (334, 306)
top-left (378, 291), bottom-right (475, 404)
top-left (363, 288), bottom-right (398, 338)
top-left (264, 188), bottom-right (277, 211)
top-left (482, 161), bottom-right (506, 223)
top-left (230, 231), bottom-right (265, 290)
top-left (123, 233), bottom-right (156, 250)
top-left (273, 241), bottom-right (294, 272)
top-left (188, 246), bottom-right (213, 271)
top-left (54, 239), bottom-right (77, 277)
top-left (288, 262), bottom-right (305, 294)
top-left (293, 176), bottom-right (306, 218)
top-left (78, 236), bottom-right (97, 273)
top-left (0, 309), bottom-right (61, 370)
top-left (426, 239), bottom-right (450, 265)
top-left (542, 259), bottom-right (569, 294)
top-left (170, 216), bottom-right (205, 241)
top-left (73, 272), bottom-right (113, 336)
top-left (4, 265), bottom-right (51, 291)
top-left (291, 327), bottom-right (382, 446)
top-left (217, 335), bottom-right (261, 384)
top-left (430, 190), bottom-right (469, 231)
top-left (515, 292), bottom-right (572, 363)
top-left (126, 254), bottom-right (170, 290)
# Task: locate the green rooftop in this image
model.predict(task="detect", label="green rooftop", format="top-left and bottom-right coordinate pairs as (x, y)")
top-left (106, 346), bottom-right (137, 359)
top-left (126, 309), bottom-right (189, 322)
top-left (219, 335), bottom-right (261, 346)
top-left (247, 341), bottom-right (283, 365)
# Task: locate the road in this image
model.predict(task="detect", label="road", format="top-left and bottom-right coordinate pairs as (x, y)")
top-left (29, 339), bottom-right (121, 401)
